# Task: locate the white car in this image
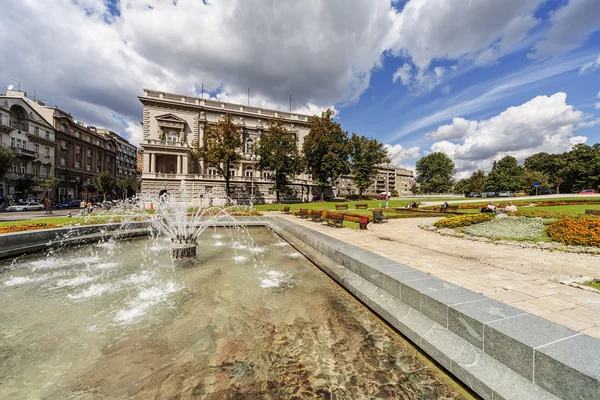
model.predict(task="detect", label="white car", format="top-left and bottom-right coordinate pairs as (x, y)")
top-left (6, 202), bottom-right (44, 212)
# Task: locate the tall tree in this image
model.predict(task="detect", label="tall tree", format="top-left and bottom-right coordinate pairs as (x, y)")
top-left (469, 170), bottom-right (487, 194)
top-left (256, 118), bottom-right (305, 202)
top-left (453, 178), bottom-right (471, 196)
top-left (116, 178), bottom-right (130, 199)
top-left (303, 109), bottom-right (350, 200)
top-left (522, 170), bottom-right (550, 193)
top-left (349, 134), bottom-right (390, 199)
top-left (523, 152), bottom-right (564, 182)
top-left (560, 144), bottom-right (600, 192)
top-left (92, 171), bottom-right (116, 200)
top-left (191, 113), bottom-right (242, 202)
top-left (40, 177), bottom-right (58, 214)
top-left (414, 152), bottom-right (455, 193)
top-left (486, 156), bottom-right (523, 192)
top-left (0, 145), bottom-right (16, 183)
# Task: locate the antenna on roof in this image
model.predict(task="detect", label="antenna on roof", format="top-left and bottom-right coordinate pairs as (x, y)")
top-left (289, 95), bottom-right (292, 113)
top-left (10, 79), bottom-right (21, 91)
top-left (248, 87), bottom-right (250, 106)
top-left (201, 83), bottom-right (204, 99)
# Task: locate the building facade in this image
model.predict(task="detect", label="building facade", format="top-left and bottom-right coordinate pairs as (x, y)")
top-left (139, 89), bottom-right (321, 204)
top-left (395, 168), bottom-right (414, 196)
top-left (0, 90), bottom-right (56, 201)
top-left (97, 129), bottom-right (138, 180)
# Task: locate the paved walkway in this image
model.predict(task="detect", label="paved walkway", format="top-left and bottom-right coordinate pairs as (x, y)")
top-left (272, 213), bottom-right (600, 339)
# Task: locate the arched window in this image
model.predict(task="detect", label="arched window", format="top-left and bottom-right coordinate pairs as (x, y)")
top-left (245, 138), bottom-right (254, 154)
top-left (245, 165), bottom-right (253, 177)
top-left (167, 130), bottom-right (178, 142)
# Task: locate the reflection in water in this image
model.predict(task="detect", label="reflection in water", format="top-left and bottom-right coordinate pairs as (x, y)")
top-left (0, 228), bottom-right (467, 399)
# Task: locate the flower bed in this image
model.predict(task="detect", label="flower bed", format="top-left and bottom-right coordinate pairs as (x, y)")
top-left (546, 218), bottom-right (600, 247)
top-left (536, 200), bottom-right (600, 207)
top-left (433, 213), bottom-right (493, 229)
top-left (463, 216), bottom-right (545, 240)
top-left (0, 223), bottom-right (58, 234)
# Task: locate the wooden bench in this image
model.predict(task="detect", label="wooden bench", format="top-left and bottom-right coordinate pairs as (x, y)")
top-left (296, 208), bottom-right (308, 218)
top-left (308, 209), bottom-right (323, 222)
top-left (323, 211), bottom-right (344, 228)
top-left (335, 204), bottom-right (348, 210)
top-left (281, 206), bottom-right (291, 214)
top-left (441, 205), bottom-right (458, 212)
top-left (585, 209), bottom-right (600, 216)
top-left (356, 203), bottom-right (368, 209)
top-left (372, 209), bottom-right (389, 223)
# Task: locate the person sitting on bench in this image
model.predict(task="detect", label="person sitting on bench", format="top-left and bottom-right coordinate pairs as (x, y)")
top-left (481, 201), bottom-right (496, 213)
top-left (441, 201), bottom-right (449, 211)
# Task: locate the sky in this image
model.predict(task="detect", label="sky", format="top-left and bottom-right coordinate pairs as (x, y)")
top-left (1, 0), bottom-right (599, 177)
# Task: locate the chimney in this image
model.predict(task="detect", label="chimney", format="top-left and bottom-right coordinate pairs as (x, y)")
top-left (6, 90), bottom-right (26, 98)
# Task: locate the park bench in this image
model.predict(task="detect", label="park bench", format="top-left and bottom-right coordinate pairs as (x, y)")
top-left (323, 211), bottom-right (344, 228)
top-left (296, 208), bottom-right (308, 218)
top-left (309, 209), bottom-right (323, 222)
top-left (441, 205), bottom-right (458, 212)
top-left (585, 209), bottom-right (600, 216)
top-left (355, 203), bottom-right (368, 209)
top-left (335, 204), bottom-right (348, 210)
top-left (372, 209), bottom-right (389, 223)
top-left (281, 206), bottom-right (291, 214)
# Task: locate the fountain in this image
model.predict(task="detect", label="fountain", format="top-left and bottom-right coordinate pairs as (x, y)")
top-left (144, 180), bottom-right (233, 259)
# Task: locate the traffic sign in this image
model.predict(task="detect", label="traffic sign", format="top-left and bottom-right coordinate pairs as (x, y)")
top-left (534, 181), bottom-right (540, 187)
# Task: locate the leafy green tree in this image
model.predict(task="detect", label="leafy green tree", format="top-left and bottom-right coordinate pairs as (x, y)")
top-left (0, 145), bottom-right (16, 183)
top-left (257, 118), bottom-right (305, 202)
top-left (559, 144), bottom-right (600, 192)
top-left (349, 133), bottom-right (390, 199)
top-left (414, 152), bottom-right (455, 193)
top-left (40, 178), bottom-right (59, 213)
top-left (486, 156), bottom-right (523, 192)
top-left (116, 178), bottom-right (129, 198)
top-left (522, 170), bottom-right (550, 193)
top-left (523, 152), bottom-right (564, 183)
top-left (303, 109), bottom-right (350, 200)
top-left (453, 178), bottom-right (471, 196)
top-left (14, 176), bottom-right (34, 198)
top-left (92, 171), bottom-right (116, 200)
top-left (191, 113), bottom-right (242, 202)
top-left (469, 170), bottom-right (487, 194)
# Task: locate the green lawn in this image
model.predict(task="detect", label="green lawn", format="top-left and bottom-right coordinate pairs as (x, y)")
top-left (519, 204), bottom-right (600, 215)
top-left (0, 215), bottom-right (143, 228)
top-left (254, 199), bottom-right (415, 212)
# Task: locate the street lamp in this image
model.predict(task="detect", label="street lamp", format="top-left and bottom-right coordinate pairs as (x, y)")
top-left (250, 154), bottom-right (260, 211)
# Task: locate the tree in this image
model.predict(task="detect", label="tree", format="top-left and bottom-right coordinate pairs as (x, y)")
top-left (469, 170), bottom-right (487, 194)
top-left (256, 118), bottom-right (305, 203)
top-left (560, 144), bottom-right (600, 192)
top-left (40, 178), bottom-right (58, 214)
top-left (14, 176), bottom-right (34, 198)
top-left (0, 145), bottom-right (16, 183)
top-left (523, 152), bottom-right (564, 183)
top-left (349, 133), bottom-right (390, 199)
top-left (522, 170), bottom-right (550, 193)
top-left (92, 171), bottom-right (116, 200)
top-left (303, 109), bottom-right (350, 200)
top-left (191, 113), bottom-right (242, 202)
top-left (486, 156), bottom-right (523, 192)
top-left (116, 178), bottom-right (129, 199)
top-left (414, 152), bottom-right (455, 193)
top-left (453, 178), bottom-right (471, 196)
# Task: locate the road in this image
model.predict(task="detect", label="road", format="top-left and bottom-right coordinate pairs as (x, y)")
top-left (0, 208), bottom-right (78, 222)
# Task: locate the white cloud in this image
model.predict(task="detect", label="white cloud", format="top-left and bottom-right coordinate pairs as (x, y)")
top-left (532, 0), bottom-right (600, 57)
top-left (388, 0), bottom-right (542, 90)
top-left (392, 63), bottom-right (413, 85)
top-left (0, 0), bottom-right (395, 143)
top-left (580, 55), bottom-right (600, 73)
top-left (383, 144), bottom-right (421, 167)
top-left (429, 92), bottom-right (587, 174)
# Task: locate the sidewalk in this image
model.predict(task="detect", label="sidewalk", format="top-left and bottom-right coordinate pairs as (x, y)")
top-left (272, 213), bottom-right (600, 339)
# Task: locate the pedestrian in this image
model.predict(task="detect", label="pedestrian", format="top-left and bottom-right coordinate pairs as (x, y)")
top-left (79, 199), bottom-right (87, 216)
top-left (87, 200), bottom-right (93, 214)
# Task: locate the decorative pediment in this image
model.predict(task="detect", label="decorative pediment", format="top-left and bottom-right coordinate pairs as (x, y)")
top-left (155, 113), bottom-right (186, 126)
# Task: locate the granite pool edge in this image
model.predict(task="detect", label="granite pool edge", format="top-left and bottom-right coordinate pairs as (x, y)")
top-left (267, 216), bottom-right (599, 400)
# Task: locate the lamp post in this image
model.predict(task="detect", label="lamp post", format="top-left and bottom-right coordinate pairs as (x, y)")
top-left (250, 154), bottom-right (260, 211)
top-left (385, 170), bottom-right (390, 209)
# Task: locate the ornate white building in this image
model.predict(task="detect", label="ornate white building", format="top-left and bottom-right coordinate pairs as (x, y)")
top-left (139, 89), bottom-right (323, 204)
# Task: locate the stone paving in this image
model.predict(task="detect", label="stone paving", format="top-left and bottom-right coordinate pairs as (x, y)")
top-left (272, 213), bottom-right (600, 339)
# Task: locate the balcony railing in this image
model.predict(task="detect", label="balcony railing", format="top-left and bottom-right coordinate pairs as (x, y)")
top-left (11, 146), bottom-right (38, 158)
top-left (143, 172), bottom-right (310, 185)
top-left (144, 139), bottom-right (189, 147)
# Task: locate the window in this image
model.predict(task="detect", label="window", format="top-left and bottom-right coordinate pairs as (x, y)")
top-left (207, 168), bottom-right (218, 176)
top-left (45, 165), bottom-right (50, 177)
top-left (75, 160), bottom-right (81, 169)
top-left (76, 145), bottom-right (81, 154)
top-left (22, 141), bottom-right (27, 150)
top-left (45, 147), bottom-right (49, 157)
top-left (33, 165), bottom-right (40, 176)
top-left (87, 150), bottom-right (92, 158)
top-left (229, 169), bottom-right (236, 178)
top-left (34, 126), bottom-right (39, 136)
top-left (45, 130), bottom-right (50, 139)
top-left (61, 140), bottom-right (67, 150)
top-left (19, 164), bottom-right (25, 174)
top-left (86, 164), bottom-right (91, 172)
top-left (245, 138), bottom-right (254, 154)
top-left (60, 123), bottom-right (67, 132)
top-left (10, 138), bottom-right (15, 147)
top-left (10, 119), bottom-right (18, 129)
top-left (16, 139), bottom-right (21, 148)
top-left (168, 131), bottom-right (178, 142)
top-left (97, 165), bottom-right (101, 173)
top-left (60, 157), bottom-right (66, 167)
top-left (34, 144), bottom-right (39, 152)
top-left (96, 140), bottom-right (101, 146)
top-left (245, 166), bottom-right (253, 177)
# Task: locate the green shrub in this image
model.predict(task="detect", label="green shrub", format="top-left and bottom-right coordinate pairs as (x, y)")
top-left (434, 213), bottom-right (493, 229)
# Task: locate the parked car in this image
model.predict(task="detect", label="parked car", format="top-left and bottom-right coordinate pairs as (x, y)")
top-left (579, 189), bottom-right (599, 195)
top-left (6, 202), bottom-right (44, 212)
top-left (539, 188), bottom-right (555, 195)
top-left (468, 192), bottom-right (481, 198)
top-left (513, 191), bottom-right (527, 197)
top-left (482, 192), bottom-right (497, 198)
top-left (56, 199), bottom-right (81, 209)
top-left (497, 191), bottom-right (512, 197)
top-left (376, 192), bottom-right (391, 200)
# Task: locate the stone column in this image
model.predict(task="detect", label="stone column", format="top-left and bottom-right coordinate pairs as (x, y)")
top-left (182, 155), bottom-right (189, 174)
top-left (144, 152), bottom-right (150, 173)
top-left (150, 153), bottom-right (156, 173)
top-left (177, 155), bottom-right (182, 174)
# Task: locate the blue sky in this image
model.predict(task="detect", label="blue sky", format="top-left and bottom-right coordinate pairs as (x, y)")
top-left (2, 0), bottom-right (599, 176)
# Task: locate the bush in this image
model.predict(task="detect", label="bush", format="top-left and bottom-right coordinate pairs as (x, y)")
top-left (344, 194), bottom-right (376, 200)
top-left (547, 218), bottom-right (600, 247)
top-left (434, 213), bottom-right (493, 229)
top-left (463, 216), bottom-right (545, 240)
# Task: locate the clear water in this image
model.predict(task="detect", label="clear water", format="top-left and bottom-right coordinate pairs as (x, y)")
top-left (0, 228), bottom-right (466, 399)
